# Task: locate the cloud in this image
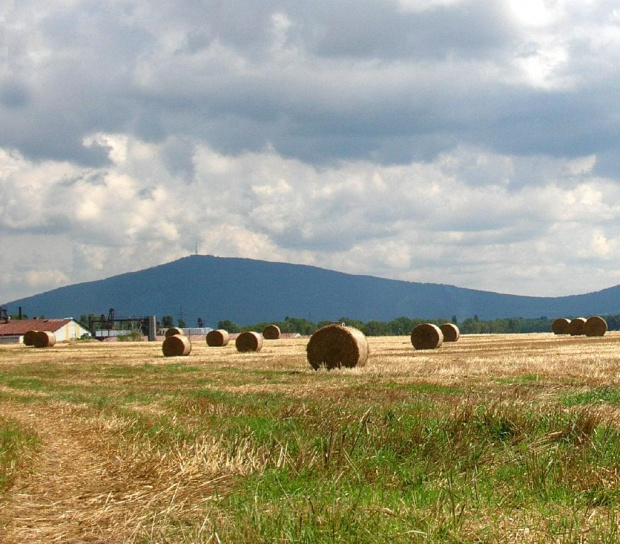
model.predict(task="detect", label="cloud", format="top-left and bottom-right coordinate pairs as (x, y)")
top-left (5, 0), bottom-right (617, 166)
top-left (3, 133), bottom-right (620, 301)
top-left (3, 1), bottom-right (620, 304)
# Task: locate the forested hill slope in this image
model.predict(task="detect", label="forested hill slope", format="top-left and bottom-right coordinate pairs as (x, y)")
top-left (5, 255), bottom-right (620, 327)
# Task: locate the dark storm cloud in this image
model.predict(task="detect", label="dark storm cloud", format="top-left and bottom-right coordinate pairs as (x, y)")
top-left (299, 0), bottom-right (516, 60)
top-left (1, 1), bottom-right (151, 165)
top-left (142, 0), bottom-right (516, 61)
top-left (4, 0), bottom-right (618, 168)
top-left (0, 0), bottom-right (525, 166)
top-left (0, 80), bottom-right (31, 108)
top-left (119, 0), bottom-right (619, 166)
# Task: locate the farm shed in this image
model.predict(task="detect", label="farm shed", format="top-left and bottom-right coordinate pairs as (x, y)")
top-left (0, 318), bottom-right (91, 344)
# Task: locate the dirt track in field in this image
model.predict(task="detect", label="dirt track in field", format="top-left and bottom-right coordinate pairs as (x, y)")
top-left (0, 402), bottom-right (131, 544)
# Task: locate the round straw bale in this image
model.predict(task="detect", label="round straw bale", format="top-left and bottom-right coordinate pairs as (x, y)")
top-left (162, 334), bottom-right (191, 357)
top-left (262, 324), bottom-right (281, 340)
top-left (165, 327), bottom-right (184, 338)
top-left (439, 323), bottom-right (460, 342)
top-left (568, 317), bottom-right (587, 336)
top-left (584, 316), bottom-right (607, 337)
top-left (23, 330), bottom-right (38, 346)
top-left (551, 318), bottom-right (571, 335)
top-left (206, 329), bottom-right (230, 347)
top-left (411, 323), bottom-right (444, 350)
top-left (33, 331), bottom-right (56, 348)
top-left (236, 331), bottom-right (263, 352)
top-left (306, 324), bottom-right (368, 370)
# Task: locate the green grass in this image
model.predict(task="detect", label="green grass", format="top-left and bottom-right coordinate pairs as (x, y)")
top-left (0, 377), bottom-right (47, 391)
top-left (204, 400), bottom-right (620, 542)
top-left (496, 374), bottom-right (543, 384)
top-left (563, 387), bottom-right (620, 406)
top-left (384, 381), bottom-right (464, 395)
top-left (0, 418), bottom-right (40, 493)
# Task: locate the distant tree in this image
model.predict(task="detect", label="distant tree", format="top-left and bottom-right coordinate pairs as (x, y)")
top-left (506, 318), bottom-right (520, 333)
top-left (316, 320), bottom-right (333, 329)
top-left (161, 315), bottom-right (174, 328)
top-left (178, 318), bottom-right (187, 328)
top-left (388, 316), bottom-right (424, 336)
top-left (461, 317), bottom-right (482, 334)
top-left (282, 317), bottom-right (317, 335)
top-left (363, 321), bottom-right (391, 336)
top-left (338, 317), bottom-right (365, 330)
top-left (605, 314), bottom-right (620, 331)
top-left (246, 321), bottom-right (266, 332)
top-left (218, 319), bottom-right (240, 333)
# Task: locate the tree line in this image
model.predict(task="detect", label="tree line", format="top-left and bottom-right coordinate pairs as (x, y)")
top-left (76, 313), bottom-right (620, 337)
top-left (213, 314), bottom-right (608, 336)
top-left (218, 314), bottom-right (620, 336)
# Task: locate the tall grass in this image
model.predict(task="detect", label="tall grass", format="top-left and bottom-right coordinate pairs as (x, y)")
top-left (194, 401), bottom-right (620, 542)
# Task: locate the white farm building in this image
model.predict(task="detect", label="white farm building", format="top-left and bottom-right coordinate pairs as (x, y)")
top-left (0, 318), bottom-right (91, 344)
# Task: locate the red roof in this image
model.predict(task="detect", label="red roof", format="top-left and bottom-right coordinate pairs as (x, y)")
top-left (0, 318), bottom-right (75, 336)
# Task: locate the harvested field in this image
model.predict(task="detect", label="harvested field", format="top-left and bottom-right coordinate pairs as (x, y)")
top-left (2, 333), bottom-right (620, 542)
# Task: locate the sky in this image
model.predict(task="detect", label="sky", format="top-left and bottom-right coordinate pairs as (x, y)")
top-left (2, 0), bottom-right (620, 303)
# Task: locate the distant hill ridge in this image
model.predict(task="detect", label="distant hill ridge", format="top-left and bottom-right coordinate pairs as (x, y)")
top-left (5, 255), bottom-right (620, 326)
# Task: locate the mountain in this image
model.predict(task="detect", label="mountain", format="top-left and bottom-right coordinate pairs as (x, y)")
top-left (4, 255), bottom-right (620, 326)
